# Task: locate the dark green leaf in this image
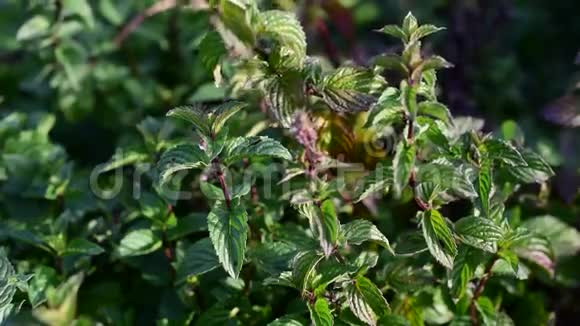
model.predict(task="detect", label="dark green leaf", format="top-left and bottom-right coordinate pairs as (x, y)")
top-left (175, 238), bottom-right (220, 283)
top-left (207, 200), bottom-right (248, 279)
top-left (62, 238), bottom-right (104, 257)
top-left (477, 160), bottom-right (492, 218)
top-left (484, 139), bottom-right (527, 167)
top-left (167, 106), bottom-right (211, 136)
top-left (455, 216), bottom-right (503, 252)
top-left (342, 220), bottom-right (393, 254)
top-left (157, 143), bottom-right (208, 186)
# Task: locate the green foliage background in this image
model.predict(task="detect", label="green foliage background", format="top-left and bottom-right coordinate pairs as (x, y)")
top-left (0, 0), bottom-right (579, 325)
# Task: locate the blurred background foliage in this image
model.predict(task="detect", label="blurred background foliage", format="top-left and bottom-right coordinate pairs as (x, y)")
top-left (0, 0), bottom-right (578, 325)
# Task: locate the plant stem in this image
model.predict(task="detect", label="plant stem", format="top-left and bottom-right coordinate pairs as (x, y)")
top-left (215, 161), bottom-right (232, 210)
top-left (470, 254), bottom-right (498, 326)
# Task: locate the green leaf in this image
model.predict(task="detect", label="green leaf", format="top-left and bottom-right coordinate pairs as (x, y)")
top-left (175, 238), bottom-right (220, 283)
top-left (97, 150), bottom-right (148, 173)
top-left (157, 143), bottom-right (208, 186)
top-left (166, 213), bottom-right (208, 241)
top-left (264, 73), bottom-right (304, 127)
top-left (311, 259), bottom-right (355, 292)
top-left (373, 54), bottom-right (409, 74)
top-left (402, 12), bottom-right (418, 36)
top-left (366, 87), bottom-right (403, 128)
top-left (347, 275), bottom-right (390, 324)
top-left (377, 25), bottom-right (407, 41)
top-left (477, 160), bottom-right (492, 218)
top-left (421, 210), bottom-right (457, 268)
top-left (98, 0), bottom-right (124, 25)
top-left (521, 215), bottom-right (580, 258)
top-left (410, 25), bottom-right (445, 43)
top-left (393, 141), bottom-right (416, 197)
top-left (341, 220), bottom-right (394, 254)
top-left (118, 229), bottom-right (162, 257)
top-left (316, 67), bottom-right (385, 113)
top-left (0, 254), bottom-right (16, 324)
top-left (352, 166), bottom-right (393, 202)
top-left (292, 250), bottom-right (323, 292)
top-left (317, 200), bottom-right (340, 257)
top-left (256, 10), bottom-right (307, 68)
top-left (62, 238), bottom-right (104, 257)
top-left (210, 101), bottom-right (247, 135)
top-left (475, 296), bottom-right (496, 326)
top-left (451, 246), bottom-right (481, 298)
top-left (16, 15), bottom-right (50, 41)
top-left (222, 136), bottom-right (292, 165)
top-left (219, 0), bottom-right (255, 45)
top-left (455, 216), bottom-right (503, 252)
top-left (249, 242), bottom-right (296, 275)
top-left (417, 101), bottom-right (452, 125)
top-left (268, 315), bottom-right (306, 326)
top-left (508, 228), bottom-right (554, 276)
top-left (416, 182), bottom-right (442, 205)
top-left (63, 0), bottom-right (95, 29)
top-left (484, 139), bottom-right (527, 166)
top-left (505, 149), bottom-right (554, 183)
top-left (200, 181), bottom-right (225, 201)
top-left (308, 297), bottom-right (333, 326)
top-left (207, 200), bottom-right (248, 279)
top-left (166, 106), bottom-right (211, 136)
top-left (199, 31), bottom-right (227, 72)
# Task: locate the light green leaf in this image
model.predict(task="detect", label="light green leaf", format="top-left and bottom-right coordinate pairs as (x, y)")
top-left (219, 0), bottom-right (255, 45)
top-left (317, 200), bottom-right (339, 256)
top-left (157, 143), bottom-right (208, 186)
top-left (222, 136), bottom-right (292, 165)
top-left (200, 181), bottom-right (225, 201)
top-left (97, 150), bottom-right (148, 173)
top-left (118, 229), bottom-right (162, 257)
top-left (308, 297), bottom-right (333, 326)
top-left (508, 228), bottom-right (554, 276)
top-left (421, 210), bottom-right (457, 268)
top-left (207, 200), bottom-right (248, 279)
top-left (377, 25), bottom-right (407, 41)
top-left (62, 238), bottom-right (104, 257)
top-left (455, 216), bottom-right (503, 252)
top-left (411, 25), bottom-right (445, 43)
top-left (316, 67), bottom-right (385, 113)
top-left (475, 296), bottom-right (496, 326)
top-left (63, 0), bottom-right (95, 29)
top-left (393, 141), bottom-right (416, 197)
top-left (342, 220), bottom-right (394, 254)
top-left (175, 238), bottom-right (220, 283)
top-left (521, 215), bottom-right (580, 258)
top-left (268, 315), bottom-right (306, 326)
top-left (402, 12), bottom-right (418, 36)
top-left (265, 71), bottom-right (305, 127)
top-left (256, 10), bottom-right (307, 67)
top-left (417, 101), bottom-right (453, 125)
top-left (16, 15), bottom-right (50, 41)
top-left (210, 101), bottom-right (247, 135)
top-left (98, 0), bottom-right (124, 25)
top-left (347, 275), bottom-right (390, 325)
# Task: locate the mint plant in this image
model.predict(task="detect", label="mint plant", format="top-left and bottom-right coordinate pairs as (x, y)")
top-left (1, 1), bottom-right (579, 326)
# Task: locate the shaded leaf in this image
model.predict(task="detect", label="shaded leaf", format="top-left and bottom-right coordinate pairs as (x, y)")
top-left (421, 210), bottom-right (457, 268)
top-left (175, 238), bottom-right (220, 283)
